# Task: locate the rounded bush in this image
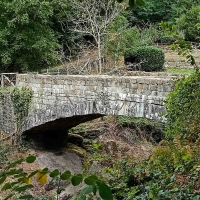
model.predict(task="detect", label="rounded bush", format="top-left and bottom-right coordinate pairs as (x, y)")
top-left (124, 46), bottom-right (165, 72)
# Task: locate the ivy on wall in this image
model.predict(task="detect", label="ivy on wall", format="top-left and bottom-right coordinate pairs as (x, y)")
top-left (0, 87), bottom-right (33, 137)
top-left (10, 87), bottom-right (33, 130)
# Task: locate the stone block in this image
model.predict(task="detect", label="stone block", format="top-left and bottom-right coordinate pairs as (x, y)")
top-left (151, 91), bottom-right (157, 96)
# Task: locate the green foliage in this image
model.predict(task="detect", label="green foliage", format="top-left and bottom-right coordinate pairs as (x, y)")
top-left (160, 21), bottom-right (196, 68)
top-left (171, 0), bottom-right (200, 21)
top-left (10, 87), bottom-right (33, 130)
top-left (116, 0), bottom-right (144, 8)
top-left (123, 0), bottom-right (199, 25)
top-left (104, 139), bottom-right (200, 200)
top-left (0, 86), bottom-right (32, 137)
top-left (136, 24), bottom-right (176, 44)
top-left (104, 15), bottom-right (130, 61)
top-left (105, 23), bottom-right (167, 61)
top-left (106, 22), bottom-right (171, 63)
top-left (127, 0), bottom-right (175, 24)
top-left (0, 155), bottom-right (113, 200)
top-left (0, 0), bottom-right (76, 72)
top-left (124, 46), bottom-right (165, 71)
top-left (177, 6), bottom-right (200, 42)
top-left (0, 0), bottom-right (59, 72)
top-left (69, 124), bottom-right (86, 133)
top-left (107, 15), bottom-right (129, 33)
top-left (150, 138), bottom-right (199, 173)
top-left (137, 25), bottom-right (160, 44)
top-left (165, 72), bottom-right (200, 141)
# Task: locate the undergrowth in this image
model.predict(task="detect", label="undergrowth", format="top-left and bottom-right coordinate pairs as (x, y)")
top-left (116, 116), bottom-right (166, 143)
top-left (98, 137), bottom-right (200, 199)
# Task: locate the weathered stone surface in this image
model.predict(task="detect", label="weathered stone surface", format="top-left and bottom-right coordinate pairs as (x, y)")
top-left (0, 94), bottom-right (17, 134)
top-left (0, 74), bottom-right (175, 135)
top-left (15, 74), bottom-right (175, 133)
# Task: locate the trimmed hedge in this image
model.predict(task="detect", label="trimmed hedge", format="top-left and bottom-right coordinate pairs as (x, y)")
top-left (124, 46), bottom-right (165, 72)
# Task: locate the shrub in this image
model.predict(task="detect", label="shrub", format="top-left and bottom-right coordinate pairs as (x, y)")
top-left (165, 72), bottom-right (200, 141)
top-left (106, 139), bottom-right (200, 200)
top-left (104, 17), bottom-right (141, 62)
top-left (105, 22), bottom-right (165, 63)
top-left (133, 25), bottom-right (161, 47)
top-left (124, 46), bottom-right (165, 71)
top-left (176, 6), bottom-right (200, 42)
top-left (156, 27), bottom-right (177, 43)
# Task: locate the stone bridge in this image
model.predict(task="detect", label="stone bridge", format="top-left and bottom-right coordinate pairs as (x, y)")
top-left (12, 74), bottom-right (175, 135)
top-left (0, 74), bottom-right (175, 136)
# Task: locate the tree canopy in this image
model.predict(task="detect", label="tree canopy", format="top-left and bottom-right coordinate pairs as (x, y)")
top-left (0, 0), bottom-right (73, 72)
top-left (0, 0), bottom-right (199, 72)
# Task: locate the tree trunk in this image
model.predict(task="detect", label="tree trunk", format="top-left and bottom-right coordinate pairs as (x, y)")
top-left (97, 35), bottom-right (102, 74)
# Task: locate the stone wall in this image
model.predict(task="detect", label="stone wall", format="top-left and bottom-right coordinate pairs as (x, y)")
top-left (16, 74), bottom-right (175, 133)
top-left (0, 93), bottom-right (16, 135)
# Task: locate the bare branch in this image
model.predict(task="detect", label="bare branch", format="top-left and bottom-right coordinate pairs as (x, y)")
top-left (66, 0), bottom-right (126, 74)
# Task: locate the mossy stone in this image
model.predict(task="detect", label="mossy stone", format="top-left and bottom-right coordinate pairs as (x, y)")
top-left (68, 133), bottom-right (84, 145)
top-left (67, 143), bottom-right (86, 157)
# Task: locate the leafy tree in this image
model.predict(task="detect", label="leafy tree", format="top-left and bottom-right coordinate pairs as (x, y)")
top-left (171, 0), bottom-right (200, 20)
top-left (160, 10), bottom-right (200, 141)
top-left (160, 21), bottom-right (197, 68)
top-left (123, 0), bottom-right (200, 26)
top-left (105, 19), bottom-right (160, 62)
top-left (104, 15), bottom-right (134, 62)
top-left (176, 6), bottom-right (200, 42)
top-left (0, 0), bottom-right (74, 72)
top-left (117, 0), bottom-right (145, 8)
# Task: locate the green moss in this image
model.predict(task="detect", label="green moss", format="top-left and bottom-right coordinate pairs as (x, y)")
top-left (68, 124), bottom-right (86, 134)
top-left (68, 133), bottom-right (84, 145)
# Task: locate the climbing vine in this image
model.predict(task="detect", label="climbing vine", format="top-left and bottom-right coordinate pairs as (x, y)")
top-left (10, 87), bottom-right (33, 131)
top-left (0, 87), bottom-right (33, 143)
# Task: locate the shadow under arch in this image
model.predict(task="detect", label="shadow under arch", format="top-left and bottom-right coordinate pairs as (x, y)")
top-left (22, 114), bottom-right (103, 149)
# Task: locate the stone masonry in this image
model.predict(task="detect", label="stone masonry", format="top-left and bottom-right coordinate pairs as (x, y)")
top-left (15, 74), bottom-right (175, 134)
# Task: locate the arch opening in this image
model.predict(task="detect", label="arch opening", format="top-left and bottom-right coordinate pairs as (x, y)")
top-left (22, 114), bottom-right (103, 149)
